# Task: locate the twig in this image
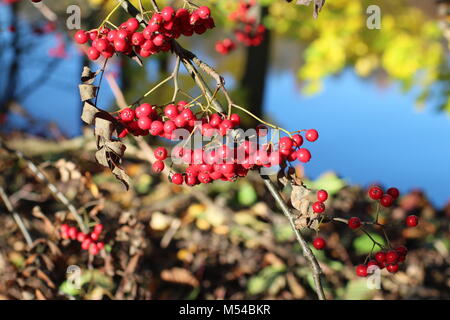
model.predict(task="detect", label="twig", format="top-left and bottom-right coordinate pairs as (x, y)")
top-left (115, 0), bottom-right (326, 300)
top-left (0, 186), bottom-right (33, 248)
top-left (261, 176), bottom-right (326, 300)
top-left (0, 137), bottom-right (88, 233)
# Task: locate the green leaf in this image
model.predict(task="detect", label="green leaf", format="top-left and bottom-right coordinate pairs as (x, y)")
top-left (237, 183), bottom-right (257, 206)
top-left (247, 265), bottom-right (286, 295)
top-left (353, 233), bottom-right (385, 255)
top-left (343, 279), bottom-right (376, 300)
top-left (59, 280), bottom-right (81, 297)
top-left (305, 172), bottom-right (346, 195)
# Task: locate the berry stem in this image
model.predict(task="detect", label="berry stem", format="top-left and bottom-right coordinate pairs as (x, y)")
top-left (262, 176), bottom-right (326, 300)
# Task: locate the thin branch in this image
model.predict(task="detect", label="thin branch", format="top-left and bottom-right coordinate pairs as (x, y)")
top-left (0, 137), bottom-right (88, 233)
top-left (0, 186), bottom-right (33, 248)
top-left (262, 176), bottom-right (326, 300)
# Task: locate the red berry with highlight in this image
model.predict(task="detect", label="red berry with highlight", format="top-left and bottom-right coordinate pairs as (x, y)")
top-left (348, 217), bottom-right (361, 229)
top-left (368, 186), bottom-right (383, 200)
top-left (406, 215), bottom-right (419, 227)
top-left (305, 129), bottom-right (319, 142)
top-left (317, 190), bottom-right (328, 202)
top-left (313, 237), bottom-right (326, 250)
top-left (312, 201), bottom-right (325, 214)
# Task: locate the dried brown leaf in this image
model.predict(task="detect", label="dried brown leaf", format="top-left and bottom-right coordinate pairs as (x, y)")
top-left (112, 166), bottom-right (131, 190)
top-left (79, 84), bottom-right (98, 102)
top-left (94, 117), bottom-right (114, 140)
top-left (81, 66), bottom-right (98, 84)
top-left (160, 267), bottom-right (199, 287)
top-left (106, 141), bottom-right (126, 157)
top-left (95, 148), bottom-right (110, 167)
top-left (81, 102), bottom-right (101, 125)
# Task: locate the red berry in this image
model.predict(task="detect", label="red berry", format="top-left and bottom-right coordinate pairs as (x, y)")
top-left (385, 250), bottom-right (398, 264)
top-left (367, 260), bottom-right (379, 271)
top-left (317, 190), bottom-right (328, 202)
top-left (368, 186), bottom-right (383, 200)
top-left (297, 148), bottom-right (311, 163)
top-left (164, 104), bottom-right (178, 119)
top-left (126, 18), bottom-right (140, 32)
top-left (313, 237), bottom-right (326, 250)
top-left (87, 47), bottom-right (100, 60)
top-left (386, 264), bottom-right (399, 273)
top-left (94, 224), bottom-right (103, 235)
top-left (406, 215), bottom-right (418, 227)
top-left (348, 217), bottom-right (361, 229)
top-left (77, 232), bottom-right (87, 242)
top-left (154, 147), bottom-right (168, 161)
top-left (380, 194), bottom-right (394, 207)
top-left (292, 134), bottom-right (303, 147)
top-left (60, 224), bottom-right (70, 234)
top-left (68, 227), bottom-right (78, 240)
top-left (150, 121), bottom-right (164, 135)
top-left (89, 244), bottom-right (100, 255)
top-left (137, 117), bottom-right (152, 130)
top-left (161, 6), bottom-right (175, 21)
top-left (230, 114), bottom-right (241, 127)
top-left (120, 108), bottom-right (135, 122)
top-left (171, 173), bottom-right (184, 185)
top-left (114, 38), bottom-right (129, 52)
top-left (386, 187), bottom-right (400, 199)
top-left (305, 129), bottom-right (319, 142)
top-left (279, 137), bottom-right (293, 150)
top-left (74, 30), bottom-right (88, 44)
top-left (152, 160), bottom-right (165, 173)
top-left (90, 232), bottom-right (99, 241)
top-left (395, 245), bottom-right (408, 257)
top-left (312, 201), bottom-right (325, 214)
top-left (131, 32), bottom-right (145, 46)
top-left (356, 264), bottom-right (368, 277)
top-left (81, 238), bottom-right (92, 250)
top-left (374, 251), bottom-right (386, 264)
top-left (96, 242), bottom-right (105, 250)
top-left (135, 103), bottom-right (152, 118)
top-left (197, 6), bottom-right (211, 19)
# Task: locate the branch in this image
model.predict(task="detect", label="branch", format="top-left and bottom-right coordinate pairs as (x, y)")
top-left (0, 186), bottom-right (33, 248)
top-left (261, 176), bottom-right (326, 300)
top-left (0, 137), bottom-right (88, 233)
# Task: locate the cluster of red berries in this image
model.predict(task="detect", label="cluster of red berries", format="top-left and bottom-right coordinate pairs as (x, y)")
top-left (116, 103), bottom-right (319, 185)
top-left (368, 186), bottom-right (419, 227)
top-left (73, 6), bottom-right (214, 61)
top-left (60, 224), bottom-right (105, 256)
top-left (356, 245), bottom-right (409, 276)
top-left (368, 185), bottom-right (400, 207)
top-left (312, 189), bottom-right (328, 214)
top-left (216, 0), bottom-right (265, 55)
top-left (215, 38), bottom-right (236, 55)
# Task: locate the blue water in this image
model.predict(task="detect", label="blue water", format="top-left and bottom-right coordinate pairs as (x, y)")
top-left (264, 70), bottom-right (450, 207)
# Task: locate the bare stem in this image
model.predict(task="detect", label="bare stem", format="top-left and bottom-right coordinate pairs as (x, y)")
top-left (0, 138), bottom-right (88, 233)
top-left (0, 186), bottom-right (33, 248)
top-left (262, 176), bottom-right (326, 300)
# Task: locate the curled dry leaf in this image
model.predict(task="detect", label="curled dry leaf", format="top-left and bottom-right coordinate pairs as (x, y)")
top-left (160, 267), bottom-right (199, 287)
top-left (296, 0), bottom-right (326, 19)
top-left (80, 67), bottom-right (130, 190)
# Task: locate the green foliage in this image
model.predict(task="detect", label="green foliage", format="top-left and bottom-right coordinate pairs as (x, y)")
top-left (353, 233), bottom-right (385, 255)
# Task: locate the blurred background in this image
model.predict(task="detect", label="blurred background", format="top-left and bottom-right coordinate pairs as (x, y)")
top-left (0, 0), bottom-right (449, 300)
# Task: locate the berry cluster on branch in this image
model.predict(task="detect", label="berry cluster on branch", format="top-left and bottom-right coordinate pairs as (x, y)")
top-left (74, 6), bottom-right (214, 61)
top-left (60, 223), bottom-right (105, 256)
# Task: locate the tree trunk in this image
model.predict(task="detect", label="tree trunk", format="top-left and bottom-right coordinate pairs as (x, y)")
top-left (240, 6), bottom-right (271, 126)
